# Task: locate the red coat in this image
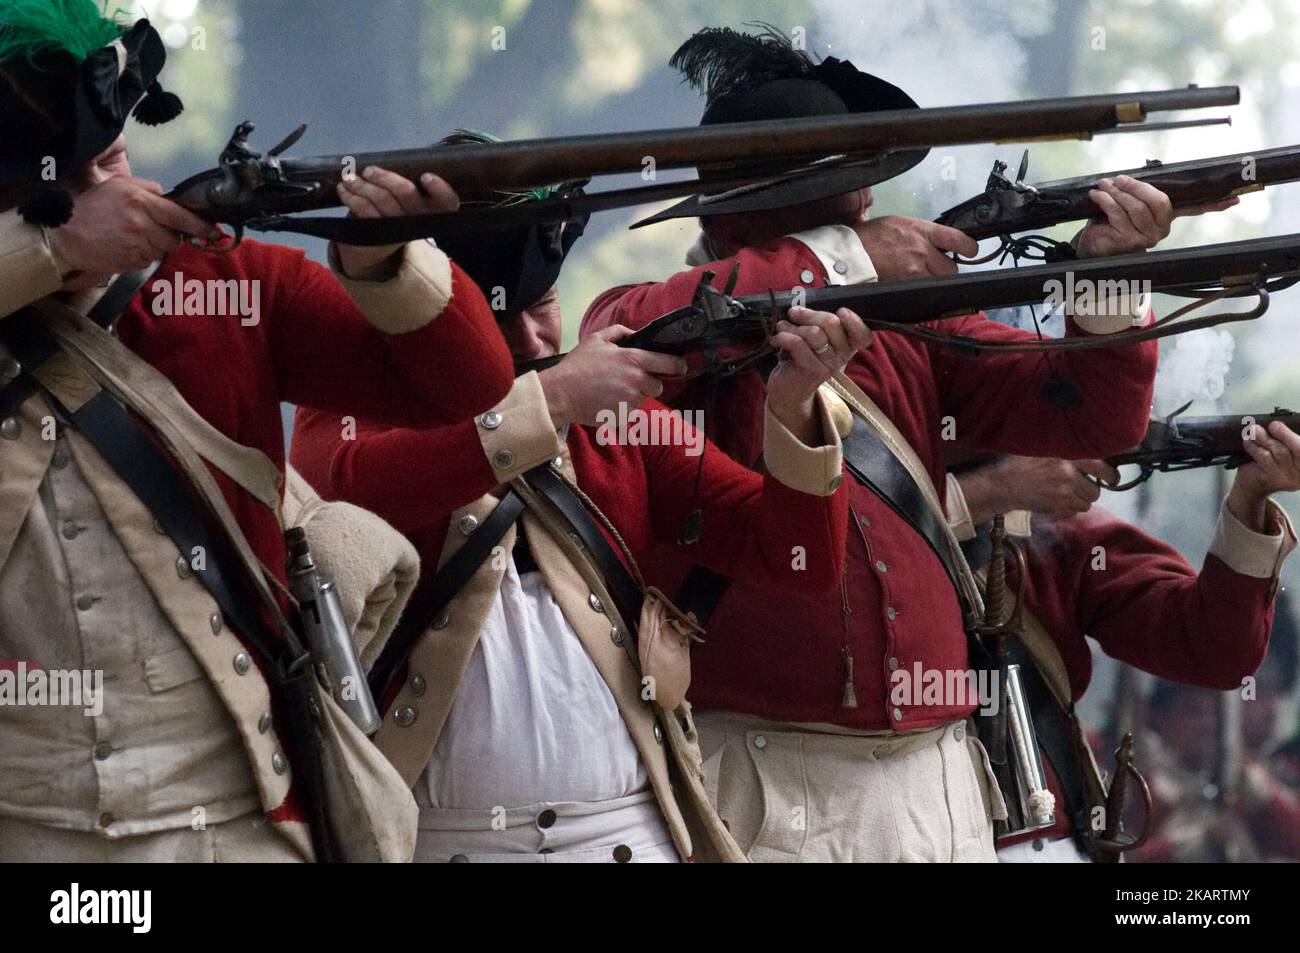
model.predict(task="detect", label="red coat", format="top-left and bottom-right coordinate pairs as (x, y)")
top-left (118, 239), bottom-right (512, 588)
top-left (581, 236), bottom-right (1157, 729)
top-left (1021, 507), bottom-right (1278, 699)
top-left (289, 398), bottom-right (848, 618)
top-left (999, 505), bottom-right (1283, 848)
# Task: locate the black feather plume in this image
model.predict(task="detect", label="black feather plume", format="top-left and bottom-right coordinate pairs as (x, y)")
top-left (669, 23), bottom-right (816, 105)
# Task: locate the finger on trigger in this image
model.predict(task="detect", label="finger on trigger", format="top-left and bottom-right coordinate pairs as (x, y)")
top-left (928, 222), bottom-right (979, 258)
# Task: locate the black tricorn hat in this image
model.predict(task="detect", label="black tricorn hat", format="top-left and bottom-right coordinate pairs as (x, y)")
top-left (632, 26), bottom-right (927, 228)
top-left (0, 12), bottom-right (182, 225)
top-left (426, 130), bottom-right (588, 322)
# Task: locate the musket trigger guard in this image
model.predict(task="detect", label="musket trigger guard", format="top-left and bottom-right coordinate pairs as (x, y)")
top-left (189, 223), bottom-right (244, 254)
top-left (1087, 465), bottom-right (1151, 493)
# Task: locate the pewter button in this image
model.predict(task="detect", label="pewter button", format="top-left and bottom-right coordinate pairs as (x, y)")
top-left (886, 607), bottom-right (897, 621)
top-left (258, 711), bottom-right (272, 734)
top-left (875, 560), bottom-right (889, 573)
top-left (888, 656), bottom-right (899, 671)
top-left (493, 449), bottom-right (516, 469)
top-left (459, 514), bottom-right (479, 535)
top-left (61, 520), bottom-right (81, 540)
top-left (552, 456), bottom-right (564, 468)
top-left (753, 735), bottom-right (768, 750)
top-left (1, 417), bottom-right (20, 440)
top-left (613, 844), bottom-right (633, 863)
top-left (410, 674), bottom-right (427, 696)
top-left (153, 518), bottom-right (167, 535)
top-left (799, 269), bottom-right (815, 284)
top-left (892, 706), bottom-right (903, 721)
top-left (432, 609), bottom-right (451, 630)
top-left (479, 411), bottom-right (502, 430)
top-left (93, 742), bottom-right (113, 761)
top-left (272, 752), bottom-right (288, 775)
top-left (210, 612), bottom-right (223, 635)
top-left (394, 706), bottom-right (417, 727)
top-left (653, 722), bottom-right (664, 744)
top-left (233, 652), bottom-right (251, 675)
top-left (449, 853), bottom-right (470, 863)
top-left (75, 594), bottom-right (95, 611)
top-left (833, 260), bottom-right (849, 275)
top-left (954, 724), bottom-right (965, 742)
top-left (588, 592), bottom-right (604, 613)
top-left (176, 554), bottom-right (193, 579)
top-left (610, 625), bottom-right (624, 646)
top-left (0, 357), bottom-right (20, 380)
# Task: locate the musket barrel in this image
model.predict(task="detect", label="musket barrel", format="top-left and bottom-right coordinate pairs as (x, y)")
top-left (274, 86), bottom-right (1238, 195)
top-left (785, 231), bottom-right (1300, 324)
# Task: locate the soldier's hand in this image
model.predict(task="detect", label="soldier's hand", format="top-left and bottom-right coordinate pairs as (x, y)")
top-left (851, 216), bottom-right (978, 278)
top-left (538, 325), bottom-right (687, 429)
top-left (49, 176), bottom-right (219, 282)
top-left (766, 306), bottom-right (871, 438)
top-left (1227, 421), bottom-right (1300, 532)
top-left (1075, 176), bottom-right (1174, 258)
top-left (334, 167), bottom-right (459, 280)
top-left (960, 456), bottom-right (1116, 523)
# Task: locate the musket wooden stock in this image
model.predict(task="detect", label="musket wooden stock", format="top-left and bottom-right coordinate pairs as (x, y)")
top-left (170, 86), bottom-right (1237, 224)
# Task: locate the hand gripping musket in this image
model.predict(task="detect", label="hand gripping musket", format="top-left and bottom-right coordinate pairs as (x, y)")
top-left (166, 86), bottom-right (1237, 248)
top-left (977, 517), bottom-right (1057, 838)
top-left (937, 144), bottom-right (1300, 264)
top-left (1094, 406), bottom-right (1300, 490)
top-left (523, 231), bottom-right (1300, 378)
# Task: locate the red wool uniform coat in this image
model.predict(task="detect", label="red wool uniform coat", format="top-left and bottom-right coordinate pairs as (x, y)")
top-left (289, 389), bottom-right (849, 622)
top-left (999, 502), bottom-right (1294, 847)
top-left (580, 229), bottom-right (1158, 729)
top-left (118, 239), bottom-right (512, 588)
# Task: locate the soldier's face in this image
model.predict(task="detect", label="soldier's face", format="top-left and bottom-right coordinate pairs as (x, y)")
top-left (64, 135), bottom-right (133, 194)
top-left (704, 186), bottom-right (873, 257)
top-left (500, 285), bottom-right (562, 361)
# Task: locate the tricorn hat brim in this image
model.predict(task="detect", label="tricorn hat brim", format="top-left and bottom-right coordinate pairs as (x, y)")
top-left (630, 148), bottom-right (928, 228)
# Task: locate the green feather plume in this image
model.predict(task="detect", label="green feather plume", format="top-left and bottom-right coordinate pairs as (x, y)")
top-left (0, 0), bottom-right (126, 66)
top-left (439, 127), bottom-right (557, 203)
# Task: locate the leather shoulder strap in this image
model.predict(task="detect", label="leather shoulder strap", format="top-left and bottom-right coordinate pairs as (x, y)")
top-left (368, 490), bottom-right (524, 701)
top-left (523, 462), bottom-right (644, 626)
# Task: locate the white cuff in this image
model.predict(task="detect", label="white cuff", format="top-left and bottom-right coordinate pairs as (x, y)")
top-left (477, 371), bottom-right (565, 484)
top-left (762, 389), bottom-right (846, 497)
top-left (328, 240), bottom-right (453, 335)
top-left (787, 225), bottom-right (877, 286)
top-left (944, 472), bottom-right (977, 542)
top-left (0, 208), bottom-right (64, 317)
top-left (1071, 289), bottom-right (1152, 336)
top-left (1208, 497), bottom-right (1297, 579)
